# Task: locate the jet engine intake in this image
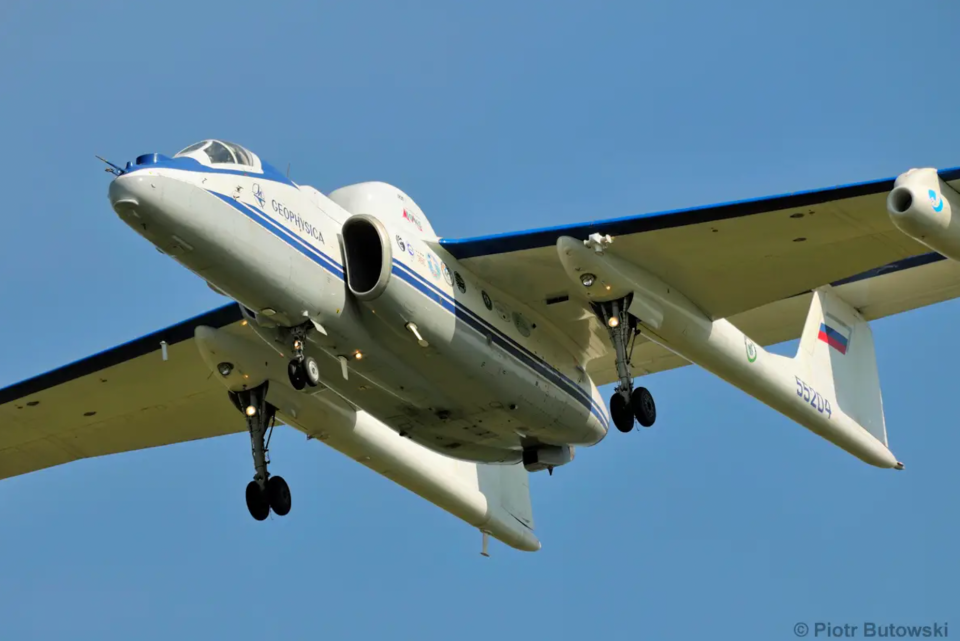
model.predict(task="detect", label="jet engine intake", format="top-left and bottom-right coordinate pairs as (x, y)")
top-left (341, 214), bottom-right (392, 301)
top-left (887, 168), bottom-right (960, 261)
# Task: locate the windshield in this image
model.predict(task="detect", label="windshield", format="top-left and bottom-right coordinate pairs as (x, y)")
top-left (174, 140), bottom-right (260, 169)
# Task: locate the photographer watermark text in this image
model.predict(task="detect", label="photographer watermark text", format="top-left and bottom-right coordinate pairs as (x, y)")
top-left (794, 622), bottom-right (949, 638)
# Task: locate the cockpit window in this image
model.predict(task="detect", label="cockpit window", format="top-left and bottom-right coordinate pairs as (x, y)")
top-left (204, 141), bottom-right (236, 164)
top-left (176, 141), bottom-right (208, 156)
top-left (224, 141), bottom-right (253, 166)
top-left (173, 139), bottom-right (261, 171)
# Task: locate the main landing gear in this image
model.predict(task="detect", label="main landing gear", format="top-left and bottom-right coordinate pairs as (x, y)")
top-left (595, 297), bottom-right (657, 433)
top-left (231, 383), bottom-right (292, 521)
top-left (286, 324), bottom-right (321, 391)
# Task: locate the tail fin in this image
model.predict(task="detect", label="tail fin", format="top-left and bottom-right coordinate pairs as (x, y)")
top-left (797, 286), bottom-right (888, 446)
top-left (477, 462), bottom-right (535, 530)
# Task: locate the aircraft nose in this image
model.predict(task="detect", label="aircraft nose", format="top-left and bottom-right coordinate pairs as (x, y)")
top-left (108, 178), bottom-right (137, 216)
top-left (108, 173), bottom-right (159, 218)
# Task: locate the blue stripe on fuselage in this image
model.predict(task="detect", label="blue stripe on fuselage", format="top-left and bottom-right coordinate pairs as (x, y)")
top-left (388, 260), bottom-right (608, 422)
top-left (211, 192), bottom-right (344, 279)
top-left (125, 155), bottom-right (296, 187)
top-left (205, 188), bottom-right (609, 429)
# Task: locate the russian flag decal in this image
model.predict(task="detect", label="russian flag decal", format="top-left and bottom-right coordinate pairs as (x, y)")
top-left (818, 319), bottom-right (850, 355)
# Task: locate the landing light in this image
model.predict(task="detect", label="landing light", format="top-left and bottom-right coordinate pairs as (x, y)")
top-left (217, 362), bottom-right (234, 377)
top-left (607, 317), bottom-right (620, 328)
top-left (580, 273), bottom-right (596, 287)
top-left (354, 351), bottom-right (364, 360)
top-left (245, 405), bottom-right (258, 417)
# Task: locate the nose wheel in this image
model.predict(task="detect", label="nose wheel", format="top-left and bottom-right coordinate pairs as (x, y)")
top-left (596, 297), bottom-right (657, 432)
top-left (233, 383), bottom-right (293, 521)
top-left (286, 325), bottom-right (321, 391)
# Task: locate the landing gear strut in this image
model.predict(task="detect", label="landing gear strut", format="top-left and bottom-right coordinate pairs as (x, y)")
top-left (595, 297), bottom-right (657, 432)
top-left (286, 324), bottom-right (321, 391)
top-left (233, 383), bottom-right (292, 520)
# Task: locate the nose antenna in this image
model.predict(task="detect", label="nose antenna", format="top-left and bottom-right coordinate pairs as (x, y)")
top-left (95, 155), bottom-right (127, 177)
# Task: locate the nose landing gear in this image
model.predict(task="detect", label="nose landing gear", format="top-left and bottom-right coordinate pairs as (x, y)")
top-left (285, 325), bottom-right (321, 391)
top-left (233, 383), bottom-right (293, 521)
top-left (595, 297), bottom-right (657, 433)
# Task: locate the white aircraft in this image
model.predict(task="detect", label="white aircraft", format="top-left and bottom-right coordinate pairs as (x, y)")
top-left (2, 140), bottom-right (959, 553)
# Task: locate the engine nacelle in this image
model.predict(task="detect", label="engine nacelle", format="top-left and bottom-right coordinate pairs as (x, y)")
top-left (341, 214), bottom-right (392, 301)
top-left (887, 168), bottom-right (960, 261)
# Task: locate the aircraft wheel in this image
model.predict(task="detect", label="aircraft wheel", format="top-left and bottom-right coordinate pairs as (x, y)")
top-left (268, 475), bottom-right (292, 516)
top-left (287, 360), bottom-right (306, 391)
top-left (632, 386), bottom-right (656, 427)
top-left (245, 480), bottom-right (270, 521)
top-left (610, 392), bottom-right (634, 433)
top-left (303, 356), bottom-right (321, 387)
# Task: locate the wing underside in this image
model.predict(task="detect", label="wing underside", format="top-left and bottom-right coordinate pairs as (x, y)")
top-left (0, 305), bottom-right (245, 480)
top-left (440, 169), bottom-right (960, 385)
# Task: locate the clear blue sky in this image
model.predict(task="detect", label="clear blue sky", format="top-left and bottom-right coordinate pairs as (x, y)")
top-left (1, 1), bottom-right (957, 638)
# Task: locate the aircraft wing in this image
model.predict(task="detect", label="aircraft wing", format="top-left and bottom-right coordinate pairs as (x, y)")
top-left (0, 305), bottom-right (247, 480)
top-left (0, 303), bottom-right (542, 551)
top-left (440, 168), bottom-right (960, 386)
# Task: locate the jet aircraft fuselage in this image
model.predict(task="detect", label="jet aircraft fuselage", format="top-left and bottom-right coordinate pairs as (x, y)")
top-left (108, 141), bottom-right (608, 468)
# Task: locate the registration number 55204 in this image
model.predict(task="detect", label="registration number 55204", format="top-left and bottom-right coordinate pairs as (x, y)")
top-left (795, 376), bottom-right (832, 418)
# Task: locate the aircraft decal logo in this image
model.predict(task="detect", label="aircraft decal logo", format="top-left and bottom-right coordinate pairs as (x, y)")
top-left (407, 243), bottom-right (414, 257)
top-left (252, 183), bottom-right (265, 208)
top-left (513, 312), bottom-right (532, 337)
top-left (928, 189), bottom-right (944, 213)
top-left (442, 263), bottom-right (454, 286)
top-left (481, 290), bottom-right (492, 310)
top-left (818, 314), bottom-right (851, 355)
top-left (426, 253), bottom-right (442, 280)
top-left (396, 234), bottom-right (406, 253)
top-left (403, 208), bottom-right (424, 231)
top-left (744, 337), bottom-right (757, 363)
top-left (455, 272), bottom-right (467, 294)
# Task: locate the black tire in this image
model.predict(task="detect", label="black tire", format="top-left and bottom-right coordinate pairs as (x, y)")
top-left (632, 386), bottom-right (656, 427)
top-left (287, 360), bottom-right (306, 391)
top-left (303, 356), bottom-right (321, 387)
top-left (268, 475), bottom-right (292, 516)
top-left (610, 392), bottom-right (634, 433)
top-left (245, 480), bottom-right (270, 521)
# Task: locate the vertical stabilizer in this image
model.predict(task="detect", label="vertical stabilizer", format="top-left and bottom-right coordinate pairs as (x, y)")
top-left (477, 462), bottom-right (535, 530)
top-left (797, 287), bottom-right (888, 447)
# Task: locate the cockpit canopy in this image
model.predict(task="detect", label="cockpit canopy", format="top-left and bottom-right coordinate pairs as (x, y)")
top-left (174, 140), bottom-right (261, 171)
